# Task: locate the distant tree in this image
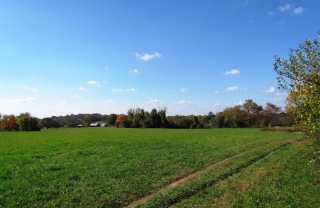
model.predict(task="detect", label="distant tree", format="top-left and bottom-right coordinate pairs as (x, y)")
top-left (127, 108), bottom-right (146, 128)
top-left (17, 113), bottom-right (31, 131)
top-left (274, 32), bottom-right (320, 139)
top-left (106, 114), bottom-right (117, 126)
top-left (242, 99), bottom-right (263, 127)
top-left (262, 102), bottom-right (282, 127)
top-left (39, 117), bottom-right (61, 129)
top-left (17, 113), bottom-right (40, 131)
top-left (115, 114), bottom-right (128, 128)
top-left (0, 114), bottom-right (19, 131)
top-left (158, 108), bottom-right (168, 128)
top-left (190, 116), bottom-right (199, 129)
top-left (206, 112), bottom-right (215, 127)
top-left (146, 109), bottom-right (162, 128)
top-left (169, 116), bottom-right (193, 129)
top-left (212, 113), bottom-right (225, 128)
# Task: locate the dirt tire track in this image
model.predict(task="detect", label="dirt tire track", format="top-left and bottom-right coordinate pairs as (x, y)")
top-left (124, 140), bottom-right (295, 208)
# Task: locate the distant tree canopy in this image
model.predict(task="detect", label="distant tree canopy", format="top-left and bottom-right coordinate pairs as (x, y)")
top-left (0, 114), bottom-right (19, 131)
top-left (274, 32), bottom-right (320, 139)
top-left (0, 113), bottom-right (39, 131)
top-left (0, 99), bottom-right (294, 131)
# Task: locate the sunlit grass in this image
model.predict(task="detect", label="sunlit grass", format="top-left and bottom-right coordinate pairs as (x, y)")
top-left (0, 128), bottom-right (305, 207)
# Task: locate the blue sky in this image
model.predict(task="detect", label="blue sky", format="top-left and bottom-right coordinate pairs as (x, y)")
top-left (0, 0), bottom-right (319, 118)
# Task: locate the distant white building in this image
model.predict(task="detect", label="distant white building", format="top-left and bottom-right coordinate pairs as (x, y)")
top-left (89, 123), bottom-right (100, 127)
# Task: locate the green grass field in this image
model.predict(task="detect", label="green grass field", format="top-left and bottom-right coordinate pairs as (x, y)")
top-left (0, 128), bottom-right (319, 207)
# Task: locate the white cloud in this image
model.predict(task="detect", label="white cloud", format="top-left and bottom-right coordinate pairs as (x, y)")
top-left (130, 68), bottom-right (140, 74)
top-left (135, 52), bottom-right (161, 61)
top-left (293, 6), bottom-right (304, 15)
top-left (78, 86), bottom-right (86, 91)
top-left (145, 98), bottom-right (166, 109)
top-left (73, 94), bottom-right (81, 99)
top-left (126, 88), bottom-right (138, 92)
top-left (224, 69), bottom-right (240, 75)
top-left (104, 66), bottom-right (110, 71)
top-left (87, 81), bottom-right (100, 88)
top-left (172, 100), bottom-right (192, 105)
top-left (5, 97), bottom-right (37, 104)
top-left (180, 88), bottom-right (189, 93)
top-left (279, 4), bottom-right (292, 12)
top-left (111, 88), bottom-right (138, 92)
top-left (62, 100), bottom-right (67, 104)
top-left (226, 86), bottom-right (240, 91)
top-left (265, 86), bottom-right (276, 93)
top-left (25, 86), bottom-right (39, 92)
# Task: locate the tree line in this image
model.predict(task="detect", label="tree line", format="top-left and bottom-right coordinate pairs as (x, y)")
top-left (0, 99), bottom-right (294, 131)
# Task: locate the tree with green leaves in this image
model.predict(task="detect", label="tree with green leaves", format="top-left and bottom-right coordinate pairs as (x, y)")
top-left (274, 32), bottom-right (320, 139)
top-left (17, 113), bottom-right (40, 131)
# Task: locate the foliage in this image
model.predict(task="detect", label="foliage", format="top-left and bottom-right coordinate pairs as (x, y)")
top-left (115, 114), bottom-right (128, 127)
top-left (210, 100), bottom-right (290, 128)
top-left (39, 117), bottom-right (61, 129)
top-left (0, 114), bottom-right (19, 131)
top-left (126, 108), bottom-right (168, 128)
top-left (106, 114), bottom-right (117, 126)
top-left (17, 113), bottom-right (40, 131)
top-left (0, 100), bottom-right (293, 130)
top-left (274, 33), bottom-right (320, 139)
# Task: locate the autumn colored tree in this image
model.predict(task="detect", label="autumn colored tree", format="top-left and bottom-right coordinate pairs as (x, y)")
top-left (274, 32), bottom-right (320, 139)
top-left (0, 115), bottom-right (19, 131)
top-left (262, 102), bottom-right (282, 127)
top-left (115, 114), bottom-right (128, 128)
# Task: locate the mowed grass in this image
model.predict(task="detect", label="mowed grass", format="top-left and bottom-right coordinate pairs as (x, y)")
top-left (0, 128), bottom-right (316, 207)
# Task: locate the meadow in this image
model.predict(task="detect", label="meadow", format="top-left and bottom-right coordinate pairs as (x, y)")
top-left (0, 128), bottom-right (319, 207)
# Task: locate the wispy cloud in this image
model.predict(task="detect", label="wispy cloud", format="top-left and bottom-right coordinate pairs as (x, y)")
top-left (111, 88), bottom-right (138, 92)
top-left (87, 81), bottom-right (100, 88)
top-left (226, 86), bottom-right (240, 91)
top-left (278, 4), bottom-right (304, 15)
top-left (5, 97), bottom-right (37, 104)
top-left (278, 4), bottom-right (292, 12)
top-left (78, 86), bottom-right (86, 91)
top-left (73, 94), bottom-right (81, 99)
top-left (126, 88), bottom-right (138, 92)
top-left (180, 88), bottom-right (189, 93)
top-left (224, 69), bottom-right (240, 75)
top-left (293, 6), bottom-right (304, 15)
top-left (172, 100), bottom-right (192, 105)
top-left (264, 86), bottom-right (276, 93)
top-left (145, 98), bottom-right (165, 109)
top-left (25, 86), bottom-right (39, 92)
top-left (135, 52), bottom-right (161, 61)
top-left (130, 68), bottom-right (140, 74)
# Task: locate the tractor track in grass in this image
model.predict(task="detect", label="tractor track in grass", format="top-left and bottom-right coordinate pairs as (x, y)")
top-left (124, 140), bottom-right (296, 208)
